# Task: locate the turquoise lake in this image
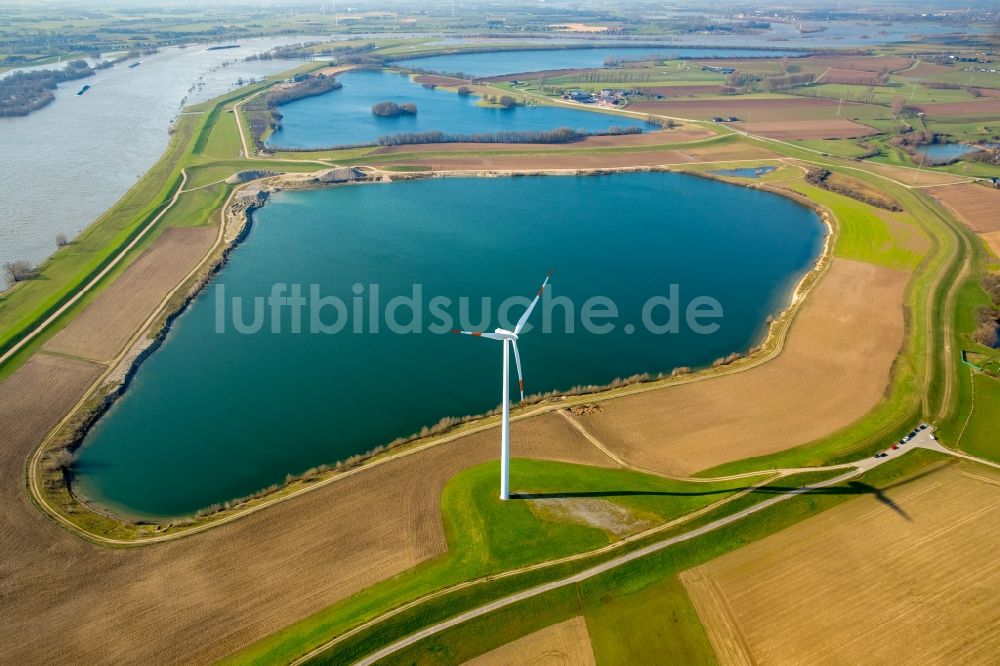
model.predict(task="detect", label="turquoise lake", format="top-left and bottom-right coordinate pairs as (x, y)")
top-left (266, 70), bottom-right (649, 149)
top-left (394, 47), bottom-right (805, 77)
top-left (73, 173), bottom-right (825, 518)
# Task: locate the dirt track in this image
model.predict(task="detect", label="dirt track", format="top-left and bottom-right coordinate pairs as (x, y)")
top-left (464, 616), bottom-right (596, 665)
top-left (43, 226), bottom-right (218, 362)
top-left (682, 464), bottom-right (1000, 665)
top-left (569, 259), bottom-right (908, 476)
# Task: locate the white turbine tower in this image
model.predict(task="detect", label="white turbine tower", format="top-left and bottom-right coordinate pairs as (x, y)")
top-left (453, 273), bottom-right (550, 500)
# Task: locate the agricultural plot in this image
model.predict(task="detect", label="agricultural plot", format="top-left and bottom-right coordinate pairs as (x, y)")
top-left (626, 97), bottom-right (851, 122)
top-left (571, 259), bottom-right (908, 476)
top-left (931, 183), bottom-right (1000, 233)
top-left (0, 353), bottom-right (103, 470)
top-left (682, 463), bottom-right (1000, 665)
top-left (736, 118), bottom-right (877, 139)
top-left (803, 54), bottom-right (914, 72)
top-left (43, 226), bottom-right (218, 363)
top-left (817, 68), bottom-right (886, 85)
top-left (464, 617), bottom-right (595, 665)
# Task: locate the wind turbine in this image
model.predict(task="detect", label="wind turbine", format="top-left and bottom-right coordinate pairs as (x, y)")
top-left (453, 273), bottom-right (550, 500)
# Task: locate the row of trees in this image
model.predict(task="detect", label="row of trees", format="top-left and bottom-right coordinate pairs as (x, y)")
top-left (375, 125), bottom-right (642, 147)
top-left (0, 59), bottom-right (93, 117)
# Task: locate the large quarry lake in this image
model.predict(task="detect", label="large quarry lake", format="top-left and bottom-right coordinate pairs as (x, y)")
top-left (74, 173), bottom-right (825, 518)
top-left (267, 69), bottom-right (649, 149)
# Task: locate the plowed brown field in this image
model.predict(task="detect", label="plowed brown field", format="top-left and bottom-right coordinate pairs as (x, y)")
top-left (569, 259), bottom-right (908, 476)
top-left (43, 226), bottom-right (218, 362)
top-left (0, 409), bottom-right (614, 665)
top-left (817, 68), bottom-right (885, 85)
top-left (626, 97), bottom-right (852, 122)
top-left (736, 118), bottom-right (878, 139)
top-left (931, 182), bottom-right (1000, 233)
top-left (682, 463), bottom-right (1000, 665)
top-left (914, 98), bottom-right (1000, 116)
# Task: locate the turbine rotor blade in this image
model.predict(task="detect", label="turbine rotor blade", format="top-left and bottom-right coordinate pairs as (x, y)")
top-left (452, 329), bottom-right (505, 340)
top-left (511, 340), bottom-right (525, 404)
top-left (514, 272), bottom-right (551, 335)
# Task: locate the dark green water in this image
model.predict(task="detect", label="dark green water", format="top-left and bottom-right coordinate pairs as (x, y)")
top-left (73, 173), bottom-right (824, 518)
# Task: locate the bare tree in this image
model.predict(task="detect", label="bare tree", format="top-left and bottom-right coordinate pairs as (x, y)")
top-left (55, 233), bottom-right (68, 248)
top-left (3, 259), bottom-right (35, 285)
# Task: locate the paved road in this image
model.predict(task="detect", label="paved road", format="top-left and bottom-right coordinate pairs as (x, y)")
top-left (349, 427), bottom-right (985, 666)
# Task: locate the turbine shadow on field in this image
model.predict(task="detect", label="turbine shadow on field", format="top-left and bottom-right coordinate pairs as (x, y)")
top-left (512, 472), bottom-right (931, 523)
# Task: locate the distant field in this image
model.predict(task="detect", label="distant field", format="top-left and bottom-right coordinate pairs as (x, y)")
top-left (915, 98), bottom-right (1000, 117)
top-left (465, 617), bottom-right (595, 665)
top-left (736, 118), bottom-right (877, 139)
top-left (42, 226), bottom-right (218, 363)
top-left (817, 68), bottom-right (886, 85)
top-left (682, 463), bottom-right (1000, 665)
top-left (805, 54), bottom-right (914, 72)
top-left (931, 183), bottom-right (1000, 234)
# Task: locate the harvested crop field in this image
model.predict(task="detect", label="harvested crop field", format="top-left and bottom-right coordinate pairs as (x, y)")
top-left (817, 68), bottom-right (886, 85)
top-left (735, 118), bottom-right (877, 139)
top-left (914, 98), bottom-right (1000, 116)
top-left (0, 411), bottom-right (615, 664)
top-left (465, 617), bottom-right (596, 665)
top-left (930, 182), bottom-right (1000, 233)
top-left (804, 55), bottom-right (914, 72)
top-left (626, 97), bottom-right (853, 122)
top-left (681, 463), bottom-right (1000, 665)
top-left (43, 226), bottom-right (218, 363)
top-left (567, 258), bottom-right (908, 476)
top-left (640, 85), bottom-right (728, 97)
top-left (0, 353), bottom-right (104, 468)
